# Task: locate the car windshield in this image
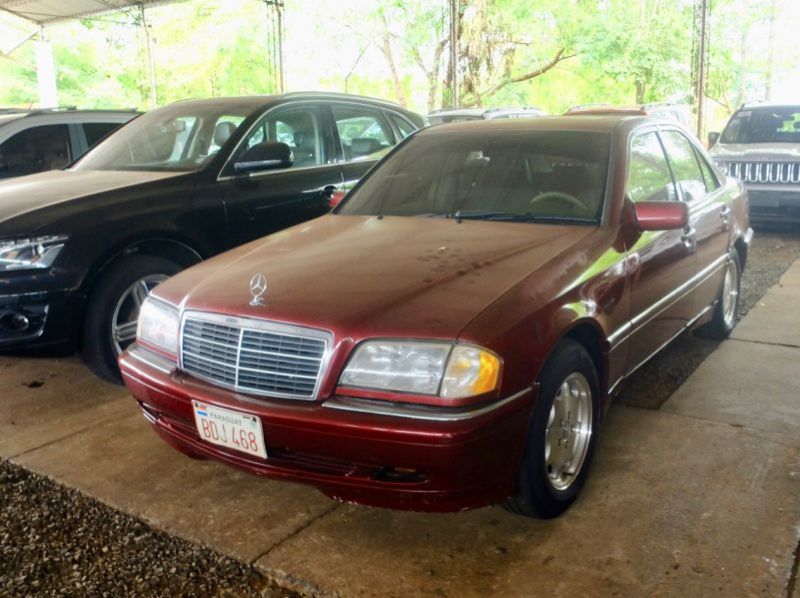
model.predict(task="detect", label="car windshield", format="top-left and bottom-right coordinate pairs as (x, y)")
top-left (720, 107), bottom-right (800, 144)
top-left (73, 103), bottom-right (254, 172)
top-left (338, 130), bottom-right (610, 224)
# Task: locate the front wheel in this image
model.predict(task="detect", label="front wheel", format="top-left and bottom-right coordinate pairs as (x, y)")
top-left (81, 255), bottom-right (181, 383)
top-left (504, 340), bottom-right (599, 518)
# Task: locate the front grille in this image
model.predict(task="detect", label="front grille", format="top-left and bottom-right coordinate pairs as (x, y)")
top-left (180, 314), bottom-right (329, 400)
top-left (721, 160), bottom-right (800, 184)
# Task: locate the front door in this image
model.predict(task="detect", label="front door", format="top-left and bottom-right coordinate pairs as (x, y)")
top-left (624, 130), bottom-right (698, 374)
top-left (218, 104), bottom-right (344, 248)
top-left (659, 128), bottom-right (730, 312)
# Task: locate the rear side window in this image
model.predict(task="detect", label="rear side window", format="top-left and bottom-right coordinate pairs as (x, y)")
top-left (626, 132), bottom-right (677, 202)
top-left (692, 146), bottom-right (720, 192)
top-left (82, 122), bottom-right (123, 148)
top-left (0, 124), bottom-right (71, 178)
top-left (333, 106), bottom-right (395, 162)
top-left (389, 114), bottom-right (417, 139)
top-left (659, 130), bottom-right (707, 203)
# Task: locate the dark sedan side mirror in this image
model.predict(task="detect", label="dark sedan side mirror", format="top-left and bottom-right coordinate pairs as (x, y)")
top-left (234, 141), bottom-right (293, 174)
top-left (632, 200), bottom-right (688, 232)
top-left (707, 131), bottom-right (720, 147)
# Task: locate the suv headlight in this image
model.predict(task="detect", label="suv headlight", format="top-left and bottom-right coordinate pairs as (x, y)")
top-left (0, 235), bottom-right (68, 272)
top-left (136, 297), bottom-right (180, 356)
top-left (340, 341), bottom-right (501, 399)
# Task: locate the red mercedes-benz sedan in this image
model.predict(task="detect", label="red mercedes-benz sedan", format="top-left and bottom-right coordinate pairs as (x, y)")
top-left (120, 116), bottom-right (752, 518)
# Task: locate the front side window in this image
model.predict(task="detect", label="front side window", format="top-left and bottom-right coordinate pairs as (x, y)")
top-left (0, 124), bottom-right (71, 178)
top-left (338, 130), bottom-right (610, 224)
top-left (238, 107), bottom-right (323, 169)
top-left (333, 106), bottom-right (395, 162)
top-left (74, 104), bottom-right (254, 172)
top-left (626, 132), bottom-right (677, 203)
top-left (659, 130), bottom-right (707, 203)
top-left (720, 107), bottom-right (800, 144)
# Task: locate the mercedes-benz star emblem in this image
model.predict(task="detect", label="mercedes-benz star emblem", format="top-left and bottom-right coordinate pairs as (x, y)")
top-left (249, 273), bottom-right (267, 306)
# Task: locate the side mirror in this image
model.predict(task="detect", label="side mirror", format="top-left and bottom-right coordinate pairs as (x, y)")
top-left (234, 141), bottom-right (293, 174)
top-left (707, 131), bottom-right (720, 147)
top-left (632, 200), bottom-right (688, 231)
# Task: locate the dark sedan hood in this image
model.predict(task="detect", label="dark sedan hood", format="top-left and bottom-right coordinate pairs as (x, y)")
top-left (0, 169), bottom-right (182, 224)
top-left (156, 214), bottom-right (596, 339)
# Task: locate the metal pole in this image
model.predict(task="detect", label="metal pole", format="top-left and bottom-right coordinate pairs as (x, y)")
top-left (140, 4), bottom-right (157, 108)
top-left (277, 1), bottom-right (285, 93)
top-left (695, 0), bottom-right (708, 139)
top-left (449, 0), bottom-right (458, 108)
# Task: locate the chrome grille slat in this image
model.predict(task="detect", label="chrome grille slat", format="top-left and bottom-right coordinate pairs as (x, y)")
top-left (179, 313), bottom-right (329, 401)
top-left (721, 160), bottom-right (800, 184)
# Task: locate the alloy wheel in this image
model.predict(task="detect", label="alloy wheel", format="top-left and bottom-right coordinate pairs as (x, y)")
top-left (110, 274), bottom-right (169, 355)
top-left (544, 372), bottom-right (593, 491)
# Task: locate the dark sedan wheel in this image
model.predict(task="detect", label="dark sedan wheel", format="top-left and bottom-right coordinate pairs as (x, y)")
top-left (81, 255), bottom-right (181, 383)
top-left (700, 251), bottom-right (741, 340)
top-left (504, 340), bottom-right (599, 518)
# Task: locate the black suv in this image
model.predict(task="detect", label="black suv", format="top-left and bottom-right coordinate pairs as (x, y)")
top-left (0, 92), bottom-right (424, 381)
top-left (0, 107), bottom-right (137, 179)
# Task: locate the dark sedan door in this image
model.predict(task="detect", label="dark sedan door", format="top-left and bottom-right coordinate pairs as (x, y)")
top-left (624, 130), bottom-right (698, 374)
top-left (218, 104), bottom-right (344, 248)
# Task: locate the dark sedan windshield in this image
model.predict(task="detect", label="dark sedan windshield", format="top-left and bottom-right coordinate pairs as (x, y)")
top-left (73, 103), bottom-right (255, 172)
top-left (338, 130), bottom-right (610, 223)
top-left (721, 107), bottom-right (800, 144)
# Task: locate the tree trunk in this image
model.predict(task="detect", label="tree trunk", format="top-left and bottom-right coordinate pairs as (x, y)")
top-left (379, 15), bottom-right (407, 107)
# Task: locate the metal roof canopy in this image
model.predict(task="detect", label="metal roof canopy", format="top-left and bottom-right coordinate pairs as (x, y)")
top-left (0, 1), bottom-right (167, 26)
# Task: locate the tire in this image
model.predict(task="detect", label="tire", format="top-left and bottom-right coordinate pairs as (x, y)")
top-left (699, 251), bottom-right (741, 340)
top-left (81, 254), bottom-right (181, 383)
top-left (504, 340), bottom-right (599, 518)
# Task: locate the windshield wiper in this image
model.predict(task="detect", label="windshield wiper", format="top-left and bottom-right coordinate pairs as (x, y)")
top-left (446, 211), bottom-right (596, 225)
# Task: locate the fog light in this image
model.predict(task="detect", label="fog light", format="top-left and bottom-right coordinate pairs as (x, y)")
top-left (0, 312), bottom-right (30, 332)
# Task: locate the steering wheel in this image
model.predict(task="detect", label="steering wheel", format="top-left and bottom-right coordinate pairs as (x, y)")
top-left (529, 191), bottom-right (592, 217)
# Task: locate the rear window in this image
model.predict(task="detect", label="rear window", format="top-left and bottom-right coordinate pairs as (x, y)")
top-left (338, 130), bottom-right (610, 224)
top-left (721, 107), bottom-right (800, 144)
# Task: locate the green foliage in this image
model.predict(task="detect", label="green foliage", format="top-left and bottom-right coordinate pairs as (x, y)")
top-left (0, 0), bottom-right (796, 131)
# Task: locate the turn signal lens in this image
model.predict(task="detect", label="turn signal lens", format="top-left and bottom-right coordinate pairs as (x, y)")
top-left (441, 345), bottom-right (501, 399)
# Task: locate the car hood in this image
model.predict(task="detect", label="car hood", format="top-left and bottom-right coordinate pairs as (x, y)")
top-left (155, 214), bottom-right (596, 340)
top-left (710, 142), bottom-right (800, 161)
top-left (0, 169), bottom-right (183, 224)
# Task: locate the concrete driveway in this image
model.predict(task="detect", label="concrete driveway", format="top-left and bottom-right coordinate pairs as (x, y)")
top-left (3, 261), bottom-right (800, 597)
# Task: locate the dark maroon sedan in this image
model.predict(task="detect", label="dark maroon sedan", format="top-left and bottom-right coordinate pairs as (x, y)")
top-left (120, 116), bottom-right (751, 518)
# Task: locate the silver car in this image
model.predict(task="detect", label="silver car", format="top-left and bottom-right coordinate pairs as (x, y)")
top-left (709, 103), bottom-right (800, 224)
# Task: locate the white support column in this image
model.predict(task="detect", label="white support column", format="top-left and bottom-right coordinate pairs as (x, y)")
top-left (35, 33), bottom-right (57, 108)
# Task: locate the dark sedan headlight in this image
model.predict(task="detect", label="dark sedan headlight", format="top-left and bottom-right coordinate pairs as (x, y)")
top-left (340, 341), bottom-right (501, 398)
top-left (0, 235), bottom-right (68, 272)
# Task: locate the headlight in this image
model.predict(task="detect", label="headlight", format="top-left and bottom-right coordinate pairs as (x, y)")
top-left (136, 297), bottom-right (180, 356)
top-left (716, 161), bottom-right (729, 176)
top-left (0, 235), bottom-right (68, 271)
top-left (340, 341), bottom-right (501, 398)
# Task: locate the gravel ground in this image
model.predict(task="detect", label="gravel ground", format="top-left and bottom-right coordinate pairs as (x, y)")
top-left (0, 228), bottom-right (797, 596)
top-left (0, 462), bottom-right (297, 598)
top-left (618, 227), bottom-right (800, 409)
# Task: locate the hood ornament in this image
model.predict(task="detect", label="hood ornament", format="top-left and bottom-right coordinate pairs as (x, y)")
top-left (249, 273), bottom-right (267, 306)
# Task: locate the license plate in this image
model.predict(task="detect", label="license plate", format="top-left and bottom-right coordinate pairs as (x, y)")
top-left (192, 401), bottom-right (267, 459)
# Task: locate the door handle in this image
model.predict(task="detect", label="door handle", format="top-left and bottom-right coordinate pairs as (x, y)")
top-left (719, 204), bottom-right (731, 225)
top-left (681, 226), bottom-right (697, 250)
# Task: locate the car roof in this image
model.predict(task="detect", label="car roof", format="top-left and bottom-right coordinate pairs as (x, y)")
top-left (429, 106), bottom-right (543, 118)
top-left (416, 114), bottom-right (649, 136)
top-left (169, 92), bottom-right (413, 113)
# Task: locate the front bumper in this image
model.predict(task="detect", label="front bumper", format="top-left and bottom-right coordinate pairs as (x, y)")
top-left (120, 345), bottom-right (535, 512)
top-left (746, 187), bottom-right (800, 223)
top-left (0, 289), bottom-right (75, 348)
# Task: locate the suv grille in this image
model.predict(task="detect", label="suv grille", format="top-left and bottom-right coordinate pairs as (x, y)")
top-left (722, 161), bottom-right (800, 184)
top-left (180, 314), bottom-right (329, 400)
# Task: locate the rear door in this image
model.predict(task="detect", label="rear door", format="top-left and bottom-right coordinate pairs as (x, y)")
top-left (624, 130), bottom-right (698, 374)
top-left (331, 104), bottom-right (398, 193)
top-left (659, 128), bottom-right (729, 313)
top-left (218, 103), bottom-right (344, 248)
